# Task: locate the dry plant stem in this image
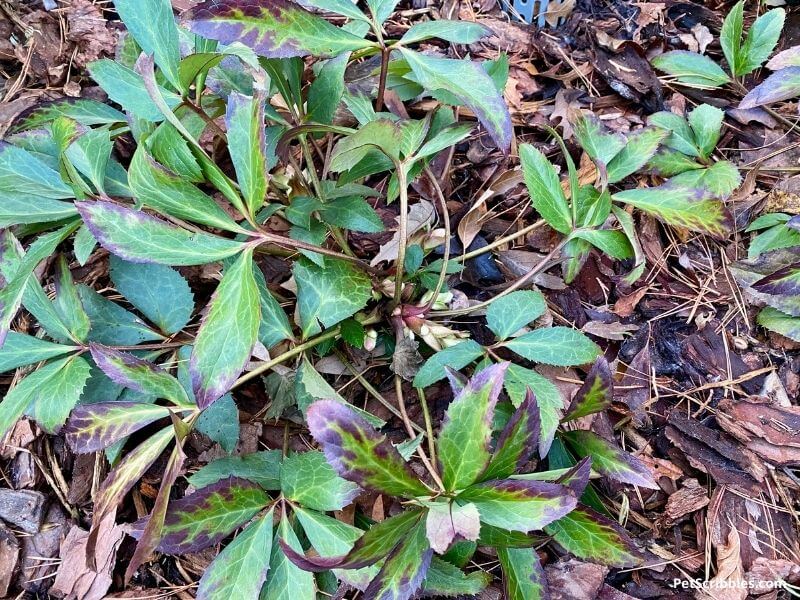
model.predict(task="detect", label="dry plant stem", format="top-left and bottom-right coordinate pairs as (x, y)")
top-left (417, 387), bottom-right (437, 467)
top-left (393, 163), bottom-right (410, 305)
top-left (423, 166), bottom-right (451, 312)
top-left (394, 375), bottom-right (445, 491)
top-left (430, 240), bottom-right (565, 318)
top-left (233, 315), bottom-right (382, 388)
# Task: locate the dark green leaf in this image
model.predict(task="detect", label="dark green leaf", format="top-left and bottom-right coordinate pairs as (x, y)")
top-left (307, 52), bottom-right (350, 125)
top-left (687, 104), bottom-right (723, 160)
top-left (0, 332), bottom-right (78, 374)
top-left (280, 450), bottom-right (360, 511)
top-left (188, 450), bottom-right (283, 490)
top-left (497, 547), bottom-right (549, 600)
top-left (519, 143), bottom-right (572, 234)
top-left (412, 340), bottom-right (484, 388)
top-left (562, 430), bottom-right (658, 488)
top-left (190, 248), bottom-right (260, 408)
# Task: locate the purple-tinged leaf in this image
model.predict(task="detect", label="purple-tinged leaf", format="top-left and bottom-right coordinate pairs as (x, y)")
top-left (555, 456), bottom-right (592, 498)
top-left (438, 362), bottom-right (508, 492)
top-left (767, 46), bottom-right (800, 70)
top-left (424, 501), bottom-right (480, 554)
top-left (479, 388), bottom-right (540, 482)
top-left (740, 67), bottom-right (800, 109)
top-left (545, 505), bottom-right (643, 568)
top-left (563, 357), bottom-right (613, 422)
top-left (125, 443), bottom-right (186, 583)
top-left (458, 479), bottom-right (577, 532)
top-left (363, 519), bottom-right (433, 600)
top-left (65, 402), bottom-right (177, 453)
top-left (190, 248), bottom-right (260, 409)
top-left (789, 215), bottom-right (800, 232)
top-left (282, 508), bottom-right (423, 572)
top-left (306, 399), bottom-right (430, 497)
top-left (129, 477), bottom-right (270, 554)
top-left (562, 430), bottom-right (658, 489)
top-left (87, 426), bottom-right (174, 564)
top-left (76, 200), bottom-right (244, 265)
top-left (399, 48), bottom-right (512, 152)
top-left (90, 343), bottom-right (190, 405)
top-left (752, 261), bottom-right (800, 296)
top-left (182, 0), bottom-right (374, 59)
top-left (497, 547), bottom-right (550, 600)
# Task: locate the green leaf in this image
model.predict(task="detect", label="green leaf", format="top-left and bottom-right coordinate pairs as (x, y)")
top-left (109, 255), bottom-right (194, 335)
top-left (296, 0), bottom-right (368, 22)
top-left (422, 557), bottom-right (490, 597)
top-left (399, 48), bottom-right (512, 152)
top-left (400, 20), bottom-right (489, 45)
top-left (651, 50), bottom-right (731, 88)
top-left (188, 450), bottom-right (283, 490)
top-left (77, 200), bottom-right (245, 265)
top-left (438, 363), bottom-right (508, 491)
top-left (89, 344), bottom-right (189, 405)
top-left (190, 248), bottom-right (260, 409)
top-left (77, 285), bottom-right (164, 345)
top-left (562, 429), bottom-right (657, 488)
top-left (457, 479), bottom-right (577, 532)
top-left (65, 127), bottom-right (113, 195)
top-left (0, 142), bottom-right (74, 199)
top-left (307, 399), bottom-right (430, 497)
top-left (412, 340), bottom-right (484, 388)
top-left (146, 121), bottom-right (204, 183)
top-left (572, 113), bottom-right (626, 167)
top-left (226, 92), bottom-right (268, 216)
top-left (149, 477), bottom-right (269, 554)
top-left (721, 0), bottom-right (745, 77)
top-left (197, 509), bottom-right (273, 600)
top-left (648, 111), bottom-right (701, 158)
top-left (363, 520), bottom-right (432, 600)
top-left (182, 0), bottom-right (374, 59)
top-left (0, 332), bottom-right (78, 374)
top-left (0, 224), bottom-right (78, 347)
top-left (545, 505), bottom-right (642, 568)
top-left (194, 391), bottom-right (239, 452)
top-left (668, 161), bottom-right (741, 199)
top-left (606, 127), bottom-right (668, 184)
top-left (88, 59), bottom-right (182, 122)
top-left (519, 144), bottom-right (572, 234)
top-left (263, 517), bottom-right (316, 600)
top-left (687, 104), bottom-right (723, 160)
top-left (128, 147), bottom-right (244, 232)
top-left (52, 256), bottom-right (91, 342)
top-left (503, 364), bottom-right (561, 457)
top-left (0, 194), bottom-right (76, 227)
top-left (319, 196), bottom-right (384, 233)
top-left (740, 67), bottom-right (800, 109)
top-left (486, 290), bottom-right (546, 341)
top-left (254, 268), bottom-right (294, 348)
top-left (748, 222), bottom-right (800, 259)
top-left (307, 52), bottom-right (350, 125)
top-left (293, 257), bottom-right (371, 337)
top-left (280, 451), bottom-right (360, 511)
top-left (613, 184), bottom-right (732, 239)
top-left (414, 123), bottom-right (473, 161)
top-left (646, 149), bottom-right (703, 178)
top-left (497, 547), bottom-right (548, 600)
top-left (0, 354), bottom-right (89, 437)
top-left (330, 119), bottom-right (401, 172)
top-left (739, 7), bottom-right (785, 76)
top-left (366, 0), bottom-right (400, 25)
top-left (563, 357), bottom-right (613, 421)
top-left (503, 326), bottom-right (600, 366)
top-left (570, 229), bottom-right (634, 260)
top-left (114, 0), bottom-right (182, 90)
top-left (757, 307), bottom-right (800, 342)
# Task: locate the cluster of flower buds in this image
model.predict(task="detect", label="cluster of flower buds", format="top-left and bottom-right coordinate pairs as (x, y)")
top-left (392, 292), bottom-right (468, 351)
